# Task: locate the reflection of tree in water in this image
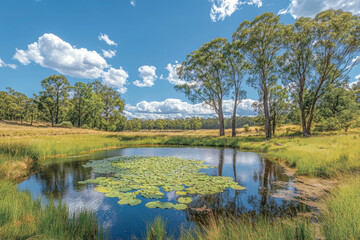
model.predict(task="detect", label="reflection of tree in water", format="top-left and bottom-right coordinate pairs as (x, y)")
top-left (36, 160), bottom-right (93, 199)
top-left (185, 149), bottom-right (307, 226)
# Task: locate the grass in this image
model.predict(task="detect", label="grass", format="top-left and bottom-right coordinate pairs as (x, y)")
top-left (321, 176), bottom-right (360, 239)
top-left (0, 181), bottom-right (105, 239)
top-left (1, 121), bottom-right (360, 239)
top-left (145, 215), bottom-right (315, 240)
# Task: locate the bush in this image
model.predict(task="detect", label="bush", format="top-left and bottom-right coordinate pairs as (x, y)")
top-left (56, 121), bottom-right (73, 128)
top-left (108, 125), bottom-right (117, 132)
top-left (81, 124), bottom-right (89, 129)
top-left (243, 124), bottom-right (250, 132)
top-left (315, 118), bottom-right (340, 132)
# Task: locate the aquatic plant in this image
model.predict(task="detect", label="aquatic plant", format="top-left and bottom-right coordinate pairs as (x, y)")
top-left (79, 156), bottom-right (245, 209)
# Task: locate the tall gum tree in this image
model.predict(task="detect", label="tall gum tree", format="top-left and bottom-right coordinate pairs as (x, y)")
top-left (176, 38), bottom-right (231, 136)
top-left (38, 75), bottom-right (70, 126)
top-left (279, 17), bottom-right (315, 137)
top-left (306, 10), bottom-right (360, 136)
top-left (223, 41), bottom-right (248, 137)
top-left (280, 10), bottom-right (360, 136)
top-left (233, 13), bottom-right (284, 139)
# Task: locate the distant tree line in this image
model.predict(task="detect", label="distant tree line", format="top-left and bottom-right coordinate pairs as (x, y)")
top-left (0, 79), bottom-right (258, 131)
top-left (0, 75), bottom-right (126, 131)
top-left (177, 10), bottom-right (360, 138)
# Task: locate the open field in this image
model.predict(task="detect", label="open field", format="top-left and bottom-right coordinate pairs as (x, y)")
top-left (0, 121), bottom-right (360, 239)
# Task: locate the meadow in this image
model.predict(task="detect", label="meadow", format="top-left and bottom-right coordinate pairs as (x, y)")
top-left (0, 121), bottom-right (360, 239)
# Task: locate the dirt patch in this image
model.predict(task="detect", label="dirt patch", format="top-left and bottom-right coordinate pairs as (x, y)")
top-left (271, 162), bottom-right (338, 209)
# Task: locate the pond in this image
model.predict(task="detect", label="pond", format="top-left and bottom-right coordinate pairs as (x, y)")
top-left (18, 147), bottom-right (310, 239)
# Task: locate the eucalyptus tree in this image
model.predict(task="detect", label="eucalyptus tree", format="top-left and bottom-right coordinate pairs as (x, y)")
top-left (279, 17), bottom-right (315, 136)
top-left (70, 82), bottom-right (93, 127)
top-left (97, 83), bottom-right (125, 130)
top-left (224, 41), bottom-right (248, 137)
top-left (38, 75), bottom-right (70, 126)
top-left (233, 13), bottom-right (284, 138)
top-left (280, 10), bottom-right (360, 136)
top-left (176, 38), bottom-right (231, 136)
top-left (303, 10), bottom-right (360, 135)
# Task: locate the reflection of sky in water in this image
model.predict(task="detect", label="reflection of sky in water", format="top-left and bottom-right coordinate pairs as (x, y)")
top-left (18, 147), bottom-right (308, 240)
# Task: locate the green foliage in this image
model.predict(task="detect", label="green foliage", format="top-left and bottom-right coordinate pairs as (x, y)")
top-left (233, 12), bottom-right (284, 138)
top-left (56, 121), bottom-right (73, 128)
top-left (243, 124), bottom-right (250, 132)
top-left (177, 38), bottom-right (231, 136)
top-left (315, 86), bottom-right (359, 132)
top-left (38, 75), bottom-right (70, 126)
top-left (79, 156), bottom-right (245, 209)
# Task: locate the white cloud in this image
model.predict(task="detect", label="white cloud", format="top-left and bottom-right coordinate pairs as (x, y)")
top-left (124, 98), bottom-right (256, 119)
top-left (130, 0), bottom-right (136, 6)
top-left (102, 49), bottom-right (116, 58)
top-left (209, 0), bottom-right (262, 22)
top-left (102, 67), bottom-right (129, 93)
top-left (14, 33), bottom-right (107, 79)
top-left (279, 0), bottom-right (360, 19)
top-left (349, 75), bottom-right (360, 88)
top-left (165, 62), bottom-right (187, 85)
top-left (133, 65), bottom-right (157, 87)
top-left (98, 33), bottom-right (117, 46)
top-left (13, 33), bottom-right (128, 92)
top-left (0, 58), bottom-right (16, 69)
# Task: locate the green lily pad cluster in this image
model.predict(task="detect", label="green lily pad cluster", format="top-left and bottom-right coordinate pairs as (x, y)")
top-left (79, 156), bottom-right (245, 210)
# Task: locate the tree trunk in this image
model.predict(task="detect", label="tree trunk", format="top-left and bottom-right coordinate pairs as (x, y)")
top-left (232, 95), bottom-right (238, 137)
top-left (298, 80), bottom-right (309, 137)
top-left (272, 114), bottom-right (276, 136)
top-left (263, 90), bottom-right (272, 139)
top-left (218, 104), bottom-right (225, 136)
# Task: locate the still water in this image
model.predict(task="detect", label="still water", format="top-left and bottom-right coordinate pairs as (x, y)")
top-left (18, 147), bottom-right (308, 239)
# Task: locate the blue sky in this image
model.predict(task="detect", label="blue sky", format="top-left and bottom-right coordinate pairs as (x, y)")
top-left (0, 0), bottom-right (359, 119)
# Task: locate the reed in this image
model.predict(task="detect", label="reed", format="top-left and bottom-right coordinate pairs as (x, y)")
top-left (145, 216), bottom-right (315, 240)
top-left (0, 181), bottom-right (105, 239)
top-left (321, 176), bottom-right (360, 239)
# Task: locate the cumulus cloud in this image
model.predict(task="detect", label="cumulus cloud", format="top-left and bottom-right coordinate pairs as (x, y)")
top-left (349, 74), bottom-right (360, 88)
top-left (124, 98), bottom-right (257, 119)
top-left (130, 0), bottom-right (136, 6)
top-left (209, 0), bottom-right (262, 22)
top-left (102, 67), bottom-right (129, 93)
top-left (102, 49), bottom-right (116, 58)
top-left (133, 65), bottom-right (157, 87)
top-left (98, 33), bottom-right (117, 46)
top-left (13, 33), bottom-right (128, 92)
top-left (0, 58), bottom-right (16, 69)
top-left (279, 0), bottom-right (360, 19)
top-left (165, 62), bottom-right (187, 85)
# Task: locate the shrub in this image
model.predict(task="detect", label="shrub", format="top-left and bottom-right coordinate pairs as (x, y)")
top-left (315, 118), bottom-right (340, 132)
top-left (81, 124), bottom-right (89, 129)
top-left (243, 124), bottom-right (250, 132)
top-left (56, 121), bottom-right (73, 128)
top-left (108, 125), bottom-right (117, 132)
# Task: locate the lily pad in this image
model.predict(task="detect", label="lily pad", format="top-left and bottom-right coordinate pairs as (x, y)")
top-left (80, 156), bottom-right (245, 210)
top-left (145, 201), bottom-right (174, 209)
top-left (176, 191), bottom-right (187, 196)
top-left (173, 204), bottom-right (188, 210)
top-left (178, 197), bottom-right (192, 204)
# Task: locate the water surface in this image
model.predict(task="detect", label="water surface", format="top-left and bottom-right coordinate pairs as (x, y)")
top-left (18, 147), bottom-right (308, 239)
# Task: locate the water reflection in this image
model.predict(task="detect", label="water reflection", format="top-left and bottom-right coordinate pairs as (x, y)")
top-left (18, 147), bottom-right (310, 239)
